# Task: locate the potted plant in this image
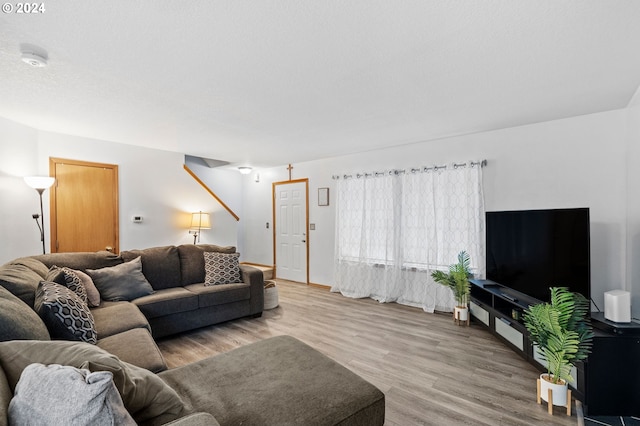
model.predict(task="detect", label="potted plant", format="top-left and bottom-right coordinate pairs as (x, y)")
top-left (431, 251), bottom-right (472, 325)
top-left (523, 287), bottom-right (593, 410)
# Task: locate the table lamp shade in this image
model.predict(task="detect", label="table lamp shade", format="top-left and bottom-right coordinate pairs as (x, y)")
top-left (190, 212), bottom-right (211, 230)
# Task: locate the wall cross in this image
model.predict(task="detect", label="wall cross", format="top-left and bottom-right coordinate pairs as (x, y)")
top-left (287, 163), bottom-right (293, 181)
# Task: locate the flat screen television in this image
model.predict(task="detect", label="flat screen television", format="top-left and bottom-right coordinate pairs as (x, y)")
top-left (485, 208), bottom-right (590, 303)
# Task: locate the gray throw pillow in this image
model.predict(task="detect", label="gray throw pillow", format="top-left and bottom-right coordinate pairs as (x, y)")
top-left (204, 252), bottom-right (242, 285)
top-left (87, 257), bottom-right (155, 301)
top-left (8, 363), bottom-right (135, 426)
top-left (74, 269), bottom-right (101, 307)
top-left (34, 281), bottom-right (97, 344)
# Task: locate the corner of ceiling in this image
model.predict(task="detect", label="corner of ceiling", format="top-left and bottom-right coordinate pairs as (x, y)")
top-left (626, 82), bottom-right (640, 108)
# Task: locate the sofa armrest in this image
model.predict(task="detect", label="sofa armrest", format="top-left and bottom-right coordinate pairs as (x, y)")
top-left (161, 412), bottom-right (220, 426)
top-left (240, 264), bottom-right (264, 316)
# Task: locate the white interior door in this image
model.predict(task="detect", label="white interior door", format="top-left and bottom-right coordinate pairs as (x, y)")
top-left (275, 181), bottom-right (308, 283)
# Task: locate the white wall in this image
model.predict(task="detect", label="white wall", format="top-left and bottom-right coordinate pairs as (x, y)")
top-left (2, 108), bottom-right (637, 315)
top-left (0, 117), bottom-right (42, 263)
top-left (0, 118), bottom-right (242, 264)
top-left (626, 98), bottom-right (640, 319)
top-left (242, 109), bottom-right (631, 312)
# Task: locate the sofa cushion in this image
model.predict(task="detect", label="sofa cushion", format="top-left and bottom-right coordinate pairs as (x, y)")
top-left (96, 328), bottom-right (167, 373)
top-left (184, 283), bottom-right (251, 308)
top-left (133, 287), bottom-right (199, 319)
top-left (8, 363), bottom-right (136, 426)
top-left (91, 301), bottom-right (150, 338)
top-left (162, 412), bottom-right (221, 426)
top-left (0, 340), bottom-right (187, 425)
top-left (121, 246), bottom-right (181, 291)
top-left (0, 285), bottom-right (50, 342)
top-left (34, 281), bottom-right (97, 344)
top-left (10, 257), bottom-right (49, 278)
top-left (204, 252), bottom-right (241, 286)
top-left (32, 251), bottom-right (124, 271)
top-left (0, 261), bottom-right (43, 307)
top-left (0, 360), bottom-right (11, 425)
top-left (87, 257), bottom-right (155, 301)
top-left (178, 244), bottom-right (236, 286)
top-left (158, 335), bottom-right (385, 426)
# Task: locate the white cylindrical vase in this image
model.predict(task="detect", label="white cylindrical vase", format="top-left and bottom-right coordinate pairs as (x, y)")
top-left (539, 374), bottom-right (568, 407)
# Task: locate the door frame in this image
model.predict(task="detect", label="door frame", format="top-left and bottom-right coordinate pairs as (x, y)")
top-left (49, 157), bottom-right (120, 253)
top-left (272, 178), bottom-right (309, 284)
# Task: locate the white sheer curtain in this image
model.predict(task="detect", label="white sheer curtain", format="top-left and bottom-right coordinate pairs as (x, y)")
top-left (331, 162), bottom-right (485, 312)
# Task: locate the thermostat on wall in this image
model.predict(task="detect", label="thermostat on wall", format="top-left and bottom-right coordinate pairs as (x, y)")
top-left (132, 216), bottom-right (143, 223)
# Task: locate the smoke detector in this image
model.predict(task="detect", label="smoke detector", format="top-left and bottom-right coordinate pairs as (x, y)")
top-left (21, 52), bottom-right (47, 68)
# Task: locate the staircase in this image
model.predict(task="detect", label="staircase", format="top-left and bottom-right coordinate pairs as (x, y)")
top-left (243, 264), bottom-right (274, 281)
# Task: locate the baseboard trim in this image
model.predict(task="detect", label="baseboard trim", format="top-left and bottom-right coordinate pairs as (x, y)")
top-left (308, 282), bottom-right (331, 290)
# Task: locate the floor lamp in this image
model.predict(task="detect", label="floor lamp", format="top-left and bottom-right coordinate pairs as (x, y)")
top-left (24, 176), bottom-right (56, 254)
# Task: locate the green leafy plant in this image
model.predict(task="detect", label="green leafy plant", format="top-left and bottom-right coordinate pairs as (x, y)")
top-left (431, 251), bottom-right (472, 307)
top-left (523, 287), bottom-right (594, 384)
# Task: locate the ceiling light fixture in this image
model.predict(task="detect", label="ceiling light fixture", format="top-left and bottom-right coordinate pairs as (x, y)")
top-left (238, 167), bottom-right (252, 175)
top-left (21, 52), bottom-right (47, 68)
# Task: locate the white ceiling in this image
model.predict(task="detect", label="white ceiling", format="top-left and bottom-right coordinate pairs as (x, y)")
top-left (1, 1), bottom-right (640, 168)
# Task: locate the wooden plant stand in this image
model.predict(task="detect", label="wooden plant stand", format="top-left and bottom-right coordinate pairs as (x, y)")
top-left (453, 310), bottom-right (470, 326)
top-left (536, 378), bottom-right (571, 416)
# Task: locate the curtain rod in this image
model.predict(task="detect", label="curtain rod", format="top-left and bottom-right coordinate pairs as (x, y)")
top-left (332, 159), bottom-right (487, 180)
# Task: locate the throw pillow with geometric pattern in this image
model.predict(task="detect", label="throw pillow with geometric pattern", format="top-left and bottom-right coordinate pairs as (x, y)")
top-left (51, 266), bottom-right (89, 305)
top-left (34, 281), bottom-right (97, 344)
top-left (203, 252), bottom-right (241, 286)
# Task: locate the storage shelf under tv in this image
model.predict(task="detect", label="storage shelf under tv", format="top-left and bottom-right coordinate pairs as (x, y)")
top-left (470, 278), bottom-right (640, 416)
top-left (469, 278), bottom-right (587, 400)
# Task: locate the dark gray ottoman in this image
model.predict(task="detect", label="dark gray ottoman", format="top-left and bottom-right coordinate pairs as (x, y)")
top-left (159, 335), bottom-right (385, 425)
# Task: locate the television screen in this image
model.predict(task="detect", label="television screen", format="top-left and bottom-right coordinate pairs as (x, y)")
top-left (486, 208), bottom-right (590, 303)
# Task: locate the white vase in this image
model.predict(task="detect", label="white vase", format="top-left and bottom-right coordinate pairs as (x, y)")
top-left (539, 374), bottom-right (568, 407)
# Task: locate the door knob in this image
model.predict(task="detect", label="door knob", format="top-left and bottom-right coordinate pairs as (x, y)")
top-left (105, 246), bottom-right (113, 252)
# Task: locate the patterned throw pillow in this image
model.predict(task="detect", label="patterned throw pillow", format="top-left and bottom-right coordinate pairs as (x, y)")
top-left (73, 269), bottom-right (101, 307)
top-left (34, 281), bottom-right (97, 344)
top-left (51, 266), bottom-right (89, 305)
top-left (204, 252), bottom-right (242, 286)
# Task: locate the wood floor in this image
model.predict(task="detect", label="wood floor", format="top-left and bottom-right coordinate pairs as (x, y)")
top-left (157, 281), bottom-right (580, 426)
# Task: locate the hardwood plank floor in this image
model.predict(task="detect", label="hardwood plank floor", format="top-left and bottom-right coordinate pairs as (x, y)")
top-left (157, 281), bottom-right (579, 426)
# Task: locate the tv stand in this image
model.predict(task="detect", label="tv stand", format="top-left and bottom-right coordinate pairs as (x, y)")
top-left (500, 293), bottom-right (518, 303)
top-left (469, 279), bottom-right (640, 416)
top-left (469, 279), bottom-right (533, 355)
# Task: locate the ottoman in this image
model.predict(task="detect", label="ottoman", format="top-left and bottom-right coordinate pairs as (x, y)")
top-left (159, 335), bottom-right (385, 425)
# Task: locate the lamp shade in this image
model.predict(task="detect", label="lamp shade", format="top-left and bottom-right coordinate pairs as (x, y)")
top-left (24, 176), bottom-right (55, 190)
top-left (190, 212), bottom-right (211, 230)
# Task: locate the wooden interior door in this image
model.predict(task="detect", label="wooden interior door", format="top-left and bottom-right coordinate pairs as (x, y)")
top-left (273, 179), bottom-right (308, 283)
top-left (49, 158), bottom-right (119, 253)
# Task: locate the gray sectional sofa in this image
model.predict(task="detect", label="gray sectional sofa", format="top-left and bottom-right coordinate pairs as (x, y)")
top-left (0, 244), bottom-right (385, 425)
top-left (35, 244), bottom-right (265, 339)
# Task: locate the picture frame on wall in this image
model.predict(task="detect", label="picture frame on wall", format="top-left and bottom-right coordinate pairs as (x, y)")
top-left (318, 187), bottom-right (329, 206)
